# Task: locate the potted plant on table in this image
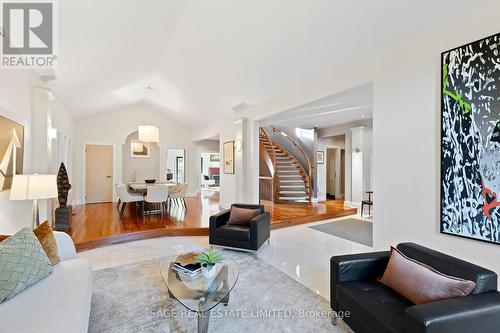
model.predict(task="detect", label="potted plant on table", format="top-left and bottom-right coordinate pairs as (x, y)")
top-left (196, 249), bottom-right (223, 279)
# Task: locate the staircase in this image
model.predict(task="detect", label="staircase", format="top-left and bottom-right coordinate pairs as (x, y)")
top-left (259, 128), bottom-right (312, 204)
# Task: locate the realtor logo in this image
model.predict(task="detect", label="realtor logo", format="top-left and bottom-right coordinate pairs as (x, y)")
top-left (1, 0), bottom-right (57, 68)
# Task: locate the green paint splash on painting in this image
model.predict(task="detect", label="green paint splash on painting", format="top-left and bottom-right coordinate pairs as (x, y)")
top-left (443, 63), bottom-right (472, 116)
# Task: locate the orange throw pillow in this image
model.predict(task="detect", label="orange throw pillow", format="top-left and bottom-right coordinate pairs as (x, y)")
top-left (33, 221), bottom-right (61, 265)
top-left (379, 247), bottom-right (476, 304)
top-left (227, 207), bottom-right (259, 226)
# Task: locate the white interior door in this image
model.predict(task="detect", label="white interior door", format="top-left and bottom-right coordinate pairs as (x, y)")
top-left (85, 144), bottom-right (113, 204)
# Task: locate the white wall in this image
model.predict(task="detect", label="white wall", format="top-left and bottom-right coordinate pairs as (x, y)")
top-left (317, 120), bottom-right (373, 204)
top-left (350, 127), bottom-right (364, 207)
top-left (74, 103), bottom-right (197, 203)
top-left (317, 136), bottom-right (345, 201)
top-left (370, 1), bottom-right (500, 278)
top-left (0, 71), bottom-right (76, 233)
top-left (194, 0), bottom-right (500, 278)
top-left (32, 88), bottom-right (76, 223)
top-left (167, 148), bottom-right (186, 182)
top-left (0, 71), bottom-right (36, 233)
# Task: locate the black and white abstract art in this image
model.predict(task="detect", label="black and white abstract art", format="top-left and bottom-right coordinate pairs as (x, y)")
top-left (441, 33), bottom-right (500, 245)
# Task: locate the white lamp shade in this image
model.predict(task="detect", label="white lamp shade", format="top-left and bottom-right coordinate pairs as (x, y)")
top-left (10, 174), bottom-right (58, 200)
top-left (138, 125), bottom-right (159, 143)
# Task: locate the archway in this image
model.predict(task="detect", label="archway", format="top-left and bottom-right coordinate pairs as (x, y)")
top-left (122, 131), bottom-right (160, 183)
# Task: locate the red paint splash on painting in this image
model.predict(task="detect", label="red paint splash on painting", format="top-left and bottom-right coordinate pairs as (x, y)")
top-left (482, 179), bottom-right (500, 219)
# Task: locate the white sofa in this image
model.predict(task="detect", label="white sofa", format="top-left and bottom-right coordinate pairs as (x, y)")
top-left (0, 232), bottom-right (93, 333)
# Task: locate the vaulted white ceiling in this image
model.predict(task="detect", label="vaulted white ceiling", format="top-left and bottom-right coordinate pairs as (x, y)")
top-left (49, 0), bottom-right (483, 129)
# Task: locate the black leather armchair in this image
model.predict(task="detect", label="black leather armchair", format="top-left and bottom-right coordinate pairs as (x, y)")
top-left (209, 204), bottom-right (270, 252)
top-left (330, 243), bottom-right (500, 333)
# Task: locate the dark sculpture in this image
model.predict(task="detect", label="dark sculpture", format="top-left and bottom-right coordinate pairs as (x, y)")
top-left (57, 162), bottom-right (71, 207)
top-left (55, 162), bottom-right (72, 232)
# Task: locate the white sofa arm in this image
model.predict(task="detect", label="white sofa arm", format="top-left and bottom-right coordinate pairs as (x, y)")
top-left (54, 231), bottom-right (77, 261)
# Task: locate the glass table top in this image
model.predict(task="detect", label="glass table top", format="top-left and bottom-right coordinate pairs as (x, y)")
top-left (159, 257), bottom-right (239, 313)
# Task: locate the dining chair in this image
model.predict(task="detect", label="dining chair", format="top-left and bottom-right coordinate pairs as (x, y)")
top-left (361, 191), bottom-right (373, 218)
top-left (166, 184), bottom-right (179, 208)
top-left (168, 183), bottom-right (188, 210)
top-left (114, 183), bottom-right (121, 210)
top-left (115, 184), bottom-right (144, 218)
top-left (145, 186), bottom-right (169, 216)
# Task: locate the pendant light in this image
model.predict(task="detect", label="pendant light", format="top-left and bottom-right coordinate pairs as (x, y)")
top-left (138, 125), bottom-right (159, 143)
top-left (138, 86), bottom-right (160, 143)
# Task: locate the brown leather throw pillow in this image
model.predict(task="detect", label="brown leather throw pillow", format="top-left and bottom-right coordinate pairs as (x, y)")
top-left (33, 221), bottom-right (61, 265)
top-left (378, 247), bottom-right (476, 305)
top-left (227, 207), bottom-right (259, 226)
top-left (0, 235), bottom-right (9, 242)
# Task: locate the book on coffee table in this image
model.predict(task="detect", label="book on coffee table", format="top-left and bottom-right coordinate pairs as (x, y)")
top-left (173, 252), bottom-right (202, 278)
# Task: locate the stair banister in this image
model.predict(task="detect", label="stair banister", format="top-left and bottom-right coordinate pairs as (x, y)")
top-left (259, 128), bottom-right (278, 202)
top-left (270, 126), bottom-right (313, 202)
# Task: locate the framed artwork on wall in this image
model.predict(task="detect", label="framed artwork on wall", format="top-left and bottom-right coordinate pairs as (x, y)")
top-left (316, 151), bottom-right (325, 164)
top-left (0, 115), bottom-right (24, 191)
top-left (440, 33), bottom-right (500, 245)
top-left (210, 153), bottom-right (220, 162)
top-left (130, 140), bottom-right (150, 158)
top-left (223, 141), bottom-right (235, 174)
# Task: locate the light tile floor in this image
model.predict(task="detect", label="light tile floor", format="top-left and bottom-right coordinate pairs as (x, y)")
top-left (78, 214), bottom-right (373, 301)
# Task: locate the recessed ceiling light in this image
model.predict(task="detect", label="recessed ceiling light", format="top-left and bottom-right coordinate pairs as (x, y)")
top-left (361, 114), bottom-right (366, 118)
top-left (314, 124), bottom-right (319, 127)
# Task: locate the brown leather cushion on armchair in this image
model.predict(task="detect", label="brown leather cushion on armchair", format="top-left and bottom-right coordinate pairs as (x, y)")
top-left (227, 206), bottom-right (259, 226)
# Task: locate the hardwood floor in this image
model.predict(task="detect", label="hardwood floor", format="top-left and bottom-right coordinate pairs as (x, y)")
top-left (263, 199), bottom-right (357, 229)
top-left (70, 190), bottom-right (357, 251)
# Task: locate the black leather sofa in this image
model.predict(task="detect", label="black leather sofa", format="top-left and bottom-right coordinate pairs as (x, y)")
top-left (331, 243), bottom-right (500, 333)
top-left (209, 204), bottom-right (270, 252)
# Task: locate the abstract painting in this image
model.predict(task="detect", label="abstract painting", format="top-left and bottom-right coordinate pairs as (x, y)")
top-left (440, 33), bottom-right (500, 244)
top-left (0, 115), bottom-right (24, 191)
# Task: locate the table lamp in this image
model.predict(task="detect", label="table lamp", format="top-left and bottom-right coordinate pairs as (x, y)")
top-left (10, 174), bottom-right (58, 229)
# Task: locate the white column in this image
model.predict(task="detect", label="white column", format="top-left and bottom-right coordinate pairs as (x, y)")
top-left (344, 132), bottom-right (352, 204)
top-left (31, 87), bottom-right (52, 223)
top-left (234, 118), bottom-right (246, 203)
top-left (334, 148), bottom-right (341, 198)
top-left (350, 126), bottom-right (365, 207)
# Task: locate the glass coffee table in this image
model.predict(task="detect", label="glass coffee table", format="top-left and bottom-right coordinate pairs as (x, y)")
top-left (159, 257), bottom-right (239, 333)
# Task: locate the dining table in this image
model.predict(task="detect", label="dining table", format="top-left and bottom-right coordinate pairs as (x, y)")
top-left (127, 182), bottom-right (177, 215)
top-left (128, 182), bottom-right (176, 194)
